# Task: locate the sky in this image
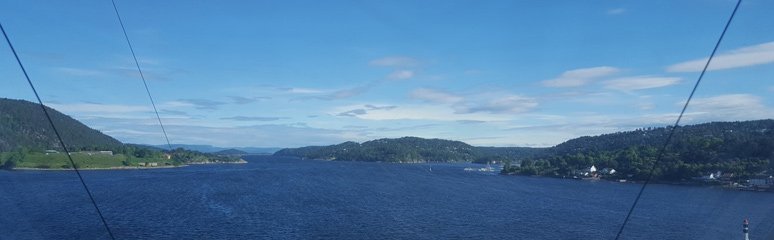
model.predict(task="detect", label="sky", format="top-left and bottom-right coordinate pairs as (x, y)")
top-left (1, 0), bottom-right (773, 148)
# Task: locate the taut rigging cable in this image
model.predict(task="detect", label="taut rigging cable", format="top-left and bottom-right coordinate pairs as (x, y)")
top-left (110, 0), bottom-right (174, 151)
top-left (0, 22), bottom-right (117, 240)
top-left (614, 0), bottom-right (742, 238)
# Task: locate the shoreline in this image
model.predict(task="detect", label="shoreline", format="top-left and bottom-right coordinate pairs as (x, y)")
top-left (12, 165), bottom-right (183, 171)
top-left (10, 159), bottom-right (247, 171)
top-left (502, 172), bottom-right (773, 193)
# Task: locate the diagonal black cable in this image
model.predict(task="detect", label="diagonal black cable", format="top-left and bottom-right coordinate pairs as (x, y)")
top-left (110, 0), bottom-right (173, 151)
top-left (0, 22), bottom-right (117, 240)
top-left (614, 0), bottom-right (742, 239)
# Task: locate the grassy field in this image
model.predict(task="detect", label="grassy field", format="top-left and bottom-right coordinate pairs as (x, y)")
top-left (0, 152), bottom-right (175, 169)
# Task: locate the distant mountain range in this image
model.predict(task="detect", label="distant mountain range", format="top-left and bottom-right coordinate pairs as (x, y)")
top-left (212, 149), bottom-right (248, 156)
top-left (0, 98), bottom-right (122, 152)
top-left (149, 144), bottom-right (281, 154)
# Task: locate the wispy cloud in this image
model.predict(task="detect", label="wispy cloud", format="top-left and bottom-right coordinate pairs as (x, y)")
top-left (667, 41), bottom-right (774, 72)
top-left (281, 87), bottom-right (326, 94)
top-left (364, 104), bottom-right (398, 110)
top-left (55, 67), bottom-right (106, 77)
top-left (108, 122), bottom-right (358, 148)
top-left (48, 103), bottom-right (150, 114)
top-left (541, 66), bottom-right (619, 87)
top-left (410, 88), bottom-right (539, 115)
top-left (607, 8), bottom-right (626, 15)
top-left (220, 116), bottom-right (286, 121)
top-left (160, 109), bottom-right (189, 116)
top-left (679, 94), bottom-right (774, 123)
top-left (387, 70), bottom-right (415, 80)
top-left (309, 82), bottom-right (379, 101)
top-left (178, 99), bottom-right (227, 110)
top-left (229, 96), bottom-right (270, 104)
top-left (337, 104), bottom-right (398, 117)
top-left (685, 94), bottom-right (763, 111)
top-left (603, 76), bottom-right (680, 91)
top-left (337, 109), bottom-right (368, 117)
top-left (369, 56), bottom-right (419, 67)
top-left (454, 95), bottom-right (539, 114)
top-left (410, 88), bottom-right (463, 104)
top-left (322, 86), bottom-right (371, 100)
top-left (457, 120), bottom-right (486, 124)
top-left (334, 104), bottom-right (506, 122)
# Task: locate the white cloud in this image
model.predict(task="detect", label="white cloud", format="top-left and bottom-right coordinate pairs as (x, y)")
top-left (319, 85), bottom-right (372, 100)
top-left (369, 56), bottom-right (419, 67)
top-left (411, 88), bottom-right (539, 114)
top-left (333, 104), bottom-right (507, 122)
top-left (667, 41), bottom-right (774, 72)
top-left (686, 94), bottom-right (764, 111)
top-left (286, 88), bottom-right (324, 94)
top-left (542, 66), bottom-right (619, 87)
top-left (454, 95), bottom-right (539, 114)
top-left (48, 103), bottom-right (150, 114)
top-left (410, 88), bottom-right (463, 104)
top-left (607, 8), bottom-right (626, 15)
top-left (55, 67), bottom-right (106, 77)
top-left (160, 100), bottom-right (196, 108)
top-left (603, 76), bottom-right (680, 91)
top-left (678, 94), bottom-right (774, 123)
top-left (388, 70), bottom-right (414, 80)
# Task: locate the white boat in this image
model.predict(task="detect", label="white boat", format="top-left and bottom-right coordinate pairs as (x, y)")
top-left (478, 163), bottom-right (496, 172)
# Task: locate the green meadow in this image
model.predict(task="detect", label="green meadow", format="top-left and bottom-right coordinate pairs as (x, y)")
top-left (0, 152), bottom-right (174, 169)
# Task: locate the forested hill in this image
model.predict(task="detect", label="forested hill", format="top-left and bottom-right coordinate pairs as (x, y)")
top-left (274, 137), bottom-right (545, 163)
top-left (0, 98), bottom-right (122, 152)
top-left (276, 120), bottom-right (774, 180)
top-left (508, 119), bottom-right (774, 180)
top-left (551, 119), bottom-right (774, 157)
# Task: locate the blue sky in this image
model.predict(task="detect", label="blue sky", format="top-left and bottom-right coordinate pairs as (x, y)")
top-left (1, 0), bottom-right (773, 148)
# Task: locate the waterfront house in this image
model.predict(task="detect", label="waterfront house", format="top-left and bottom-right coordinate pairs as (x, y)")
top-left (600, 168), bottom-right (616, 175)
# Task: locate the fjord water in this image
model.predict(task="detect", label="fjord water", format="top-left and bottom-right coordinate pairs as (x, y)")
top-left (1, 156), bottom-right (772, 239)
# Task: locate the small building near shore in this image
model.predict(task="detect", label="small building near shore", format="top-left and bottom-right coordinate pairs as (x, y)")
top-left (600, 168), bottom-right (616, 175)
top-left (749, 176), bottom-right (773, 187)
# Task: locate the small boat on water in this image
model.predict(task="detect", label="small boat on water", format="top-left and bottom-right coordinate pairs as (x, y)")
top-left (478, 164), bottom-right (496, 172)
top-left (464, 162), bottom-right (500, 172)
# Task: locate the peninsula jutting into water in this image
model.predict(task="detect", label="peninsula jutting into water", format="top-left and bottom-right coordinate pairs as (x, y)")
top-left (0, 98), bottom-right (244, 170)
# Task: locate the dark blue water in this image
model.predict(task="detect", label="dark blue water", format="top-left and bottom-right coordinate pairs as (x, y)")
top-left (1, 155), bottom-right (773, 239)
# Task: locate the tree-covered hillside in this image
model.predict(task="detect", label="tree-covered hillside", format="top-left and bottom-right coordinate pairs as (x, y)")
top-left (0, 98), bottom-right (122, 152)
top-left (274, 137), bottom-right (544, 163)
top-left (0, 98), bottom-right (243, 169)
top-left (505, 120), bottom-right (774, 181)
top-left (277, 120), bottom-right (773, 181)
